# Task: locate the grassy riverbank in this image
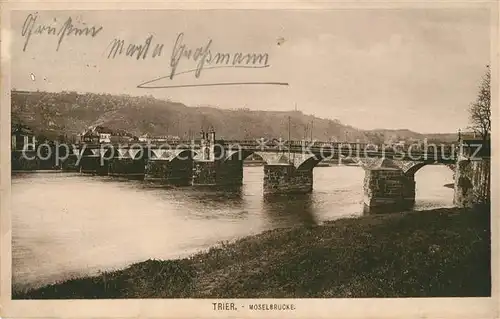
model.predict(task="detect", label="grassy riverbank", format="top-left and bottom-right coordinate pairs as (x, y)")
top-left (14, 206), bottom-right (490, 299)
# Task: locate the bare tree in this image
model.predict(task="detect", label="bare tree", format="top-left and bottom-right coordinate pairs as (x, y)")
top-left (468, 65), bottom-right (491, 141)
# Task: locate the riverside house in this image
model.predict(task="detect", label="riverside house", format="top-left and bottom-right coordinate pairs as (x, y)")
top-left (80, 126), bottom-right (138, 144)
top-left (80, 129), bottom-right (99, 144)
top-left (110, 129), bottom-right (138, 143)
top-left (93, 126), bottom-right (113, 143)
top-left (80, 126), bottom-right (114, 143)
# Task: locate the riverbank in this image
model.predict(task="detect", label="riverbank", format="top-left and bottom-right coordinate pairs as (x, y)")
top-left (14, 206), bottom-right (490, 299)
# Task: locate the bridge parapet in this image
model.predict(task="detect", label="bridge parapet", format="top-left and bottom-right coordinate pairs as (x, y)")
top-left (71, 140), bottom-right (457, 163)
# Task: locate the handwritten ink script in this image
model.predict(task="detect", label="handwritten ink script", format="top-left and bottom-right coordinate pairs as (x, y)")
top-left (21, 13), bottom-right (103, 52)
top-left (106, 33), bottom-right (285, 88)
top-left (19, 13), bottom-right (288, 89)
top-left (169, 32), bottom-right (270, 79)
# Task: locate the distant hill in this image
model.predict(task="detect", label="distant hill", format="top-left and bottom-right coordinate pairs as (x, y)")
top-left (10, 90), bottom-right (458, 143)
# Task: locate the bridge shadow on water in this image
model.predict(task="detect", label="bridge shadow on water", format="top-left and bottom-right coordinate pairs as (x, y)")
top-left (262, 193), bottom-right (318, 228)
top-left (179, 185), bottom-right (247, 218)
top-left (188, 185), bottom-right (245, 204)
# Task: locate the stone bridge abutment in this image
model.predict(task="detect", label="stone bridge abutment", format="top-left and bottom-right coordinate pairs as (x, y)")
top-left (453, 157), bottom-right (490, 208)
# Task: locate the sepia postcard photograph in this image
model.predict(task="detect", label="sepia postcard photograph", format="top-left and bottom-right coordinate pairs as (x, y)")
top-left (0, 1), bottom-right (498, 318)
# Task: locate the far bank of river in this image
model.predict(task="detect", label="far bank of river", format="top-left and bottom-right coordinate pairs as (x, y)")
top-left (14, 206), bottom-right (491, 298)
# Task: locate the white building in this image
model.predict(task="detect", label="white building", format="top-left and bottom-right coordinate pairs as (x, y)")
top-left (92, 126), bottom-right (113, 143)
top-left (80, 125), bottom-right (114, 143)
top-left (99, 132), bottom-right (111, 143)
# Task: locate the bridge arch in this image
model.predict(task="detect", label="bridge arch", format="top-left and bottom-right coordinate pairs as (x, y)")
top-left (222, 150), bottom-right (291, 165)
top-left (149, 149), bottom-right (198, 161)
top-left (404, 161), bottom-right (456, 177)
top-left (223, 150), bottom-right (255, 162)
top-left (247, 152), bottom-right (264, 162)
top-left (103, 147), bottom-right (120, 159)
top-left (129, 148), bottom-right (148, 160)
top-left (409, 162), bottom-right (456, 208)
top-left (81, 147), bottom-right (96, 156)
top-left (223, 152), bottom-right (368, 171)
top-left (295, 154), bottom-right (368, 171)
top-left (404, 162), bottom-right (428, 177)
top-left (296, 156), bottom-right (322, 171)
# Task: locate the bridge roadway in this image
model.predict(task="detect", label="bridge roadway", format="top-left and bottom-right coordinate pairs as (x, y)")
top-left (74, 139), bottom-right (457, 163)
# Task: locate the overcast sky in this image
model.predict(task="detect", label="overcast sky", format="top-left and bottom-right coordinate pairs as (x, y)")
top-left (11, 8), bottom-right (491, 133)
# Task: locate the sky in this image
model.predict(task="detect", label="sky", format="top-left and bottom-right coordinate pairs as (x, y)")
top-left (10, 8), bottom-right (491, 133)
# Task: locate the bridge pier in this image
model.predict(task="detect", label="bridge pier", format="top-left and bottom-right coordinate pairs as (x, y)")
top-left (363, 167), bottom-right (415, 214)
top-left (11, 150), bottom-right (39, 171)
top-left (216, 158), bottom-right (244, 186)
top-left (145, 158), bottom-right (193, 186)
top-left (61, 154), bottom-right (80, 171)
top-left (191, 129), bottom-right (244, 188)
top-left (192, 161), bottom-right (217, 186)
top-left (109, 158), bottom-right (145, 180)
top-left (263, 164), bottom-right (313, 194)
top-left (80, 155), bottom-right (109, 175)
top-left (192, 159), bottom-right (244, 187)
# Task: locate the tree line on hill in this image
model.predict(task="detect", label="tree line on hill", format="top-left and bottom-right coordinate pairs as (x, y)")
top-left (11, 90), bottom-right (458, 145)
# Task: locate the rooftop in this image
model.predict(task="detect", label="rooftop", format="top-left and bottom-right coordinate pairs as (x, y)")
top-left (11, 124), bottom-right (34, 135)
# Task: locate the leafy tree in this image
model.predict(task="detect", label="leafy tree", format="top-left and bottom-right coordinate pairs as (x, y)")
top-left (468, 66), bottom-right (491, 141)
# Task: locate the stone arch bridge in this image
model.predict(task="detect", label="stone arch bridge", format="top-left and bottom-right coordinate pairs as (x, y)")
top-left (69, 137), bottom-right (487, 212)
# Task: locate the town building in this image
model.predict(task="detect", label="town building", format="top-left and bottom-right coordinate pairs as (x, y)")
top-left (81, 130), bottom-right (100, 143)
top-left (93, 125), bottom-right (113, 143)
top-left (110, 129), bottom-right (138, 143)
top-left (138, 134), bottom-right (151, 143)
top-left (79, 126), bottom-right (139, 143)
top-left (80, 125), bottom-right (114, 143)
top-left (138, 134), bottom-right (180, 143)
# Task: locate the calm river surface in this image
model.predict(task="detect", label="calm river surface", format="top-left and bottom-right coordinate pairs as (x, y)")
top-left (12, 165), bottom-right (454, 290)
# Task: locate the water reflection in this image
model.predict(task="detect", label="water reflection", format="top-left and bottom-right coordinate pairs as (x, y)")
top-left (262, 193), bottom-right (317, 227)
top-left (179, 188), bottom-right (246, 214)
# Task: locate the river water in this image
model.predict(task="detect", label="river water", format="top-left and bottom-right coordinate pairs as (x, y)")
top-left (11, 165), bottom-right (454, 290)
